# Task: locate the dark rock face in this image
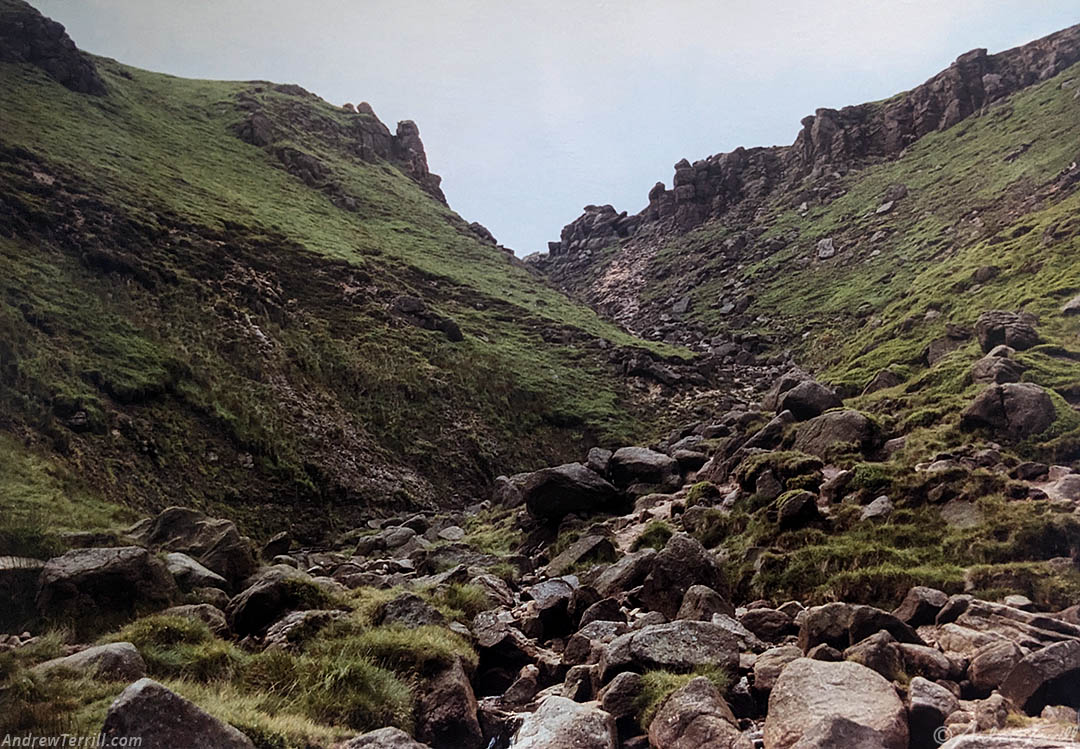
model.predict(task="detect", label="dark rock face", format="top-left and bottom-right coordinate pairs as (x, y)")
top-left (961, 382), bottom-right (1055, 440)
top-left (101, 678), bottom-right (255, 748)
top-left (36, 546), bottom-right (177, 624)
top-left (522, 463), bottom-right (622, 522)
top-left (393, 120), bottom-right (446, 204)
top-left (0, 0), bottom-right (106, 95)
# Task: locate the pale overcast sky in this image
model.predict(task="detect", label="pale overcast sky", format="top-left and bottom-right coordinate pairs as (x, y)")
top-left (35, 1), bottom-right (1079, 255)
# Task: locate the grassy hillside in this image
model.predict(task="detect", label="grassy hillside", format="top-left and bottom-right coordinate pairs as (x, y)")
top-left (550, 56), bottom-right (1080, 605)
top-left (0, 26), bottom-right (686, 543)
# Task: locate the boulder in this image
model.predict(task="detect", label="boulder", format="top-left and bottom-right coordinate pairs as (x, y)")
top-left (36, 547), bottom-right (177, 625)
top-left (908, 676), bottom-right (959, 749)
top-left (161, 604), bottom-right (230, 637)
top-left (546, 535), bottom-right (616, 577)
top-left (639, 533), bottom-right (726, 619)
top-left (778, 380), bottom-right (842, 420)
top-left (33, 642), bottom-right (146, 681)
top-left (263, 609), bottom-right (344, 650)
top-left (136, 506), bottom-right (257, 585)
top-left (752, 645), bottom-right (803, 693)
top-left (522, 463), bottom-right (621, 521)
top-left (968, 639), bottom-right (1024, 692)
top-left (101, 678), bottom-right (255, 748)
top-left (492, 474), bottom-right (527, 508)
top-left (578, 597), bottom-right (626, 629)
top-left (676, 585), bottom-right (735, 621)
top-left (417, 659), bottom-right (482, 749)
top-left (165, 552), bottom-right (229, 592)
top-left (586, 447), bottom-right (613, 476)
top-left (648, 676), bottom-right (751, 749)
top-left (598, 671), bottom-right (643, 719)
top-left (971, 350), bottom-right (1025, 384)
top-left (860, 495), bottom-right (893, 521)
top-left (343, 728), bottom-right (429, 748)
top-left (842, 630), bottom-right (902, 680)
top-left (225, 565), bottom-right (319, 637)
top-left (601, 620), bottom-right (740, 681)
top-left (999, 639), bottom-right (1080, 714)
top-left (793, 410), bottom-right (882, 458)
top-left (961, 383), bottom-right (1055, 440)
top-left (764, 659), bottom-right (908, 749)
top-left (375, 593), bottom-right (447, 628)
top-left (522, 577), bottom-right (576, 639)
top-left (565, 620), bottom-right (629, 666)
top-left (594, 549), bottom-right (656, 598)
top-left (773, 490), bottom-right (820, 530)
top-left (561, 663), bottom-right (599, 701)
top-left (260, 531), bottom-right (291, 561)
top-left (739, 608), bottom-right (795, 643)
top-left (974, 310), bottom-right (1039, 352)
top-left (898, 643), bottom-right (953, 681)
top-left (511, 695), bottom-right (616, 749)
top-left (893, 586), bottom-right (949, 627)
top-left (609, 447), bottom-right (680, 490)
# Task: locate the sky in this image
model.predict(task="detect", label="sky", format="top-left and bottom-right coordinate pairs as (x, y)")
top-left (36, 1), bottom-right (1080, 256)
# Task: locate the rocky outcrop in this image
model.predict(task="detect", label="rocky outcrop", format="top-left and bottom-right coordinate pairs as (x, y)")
top-left (0, 0), bottom-right (106, 95)
top-left (393, 120), bottom-right (447, 204)
top-left (539, 23), bottom-right (1080, 288)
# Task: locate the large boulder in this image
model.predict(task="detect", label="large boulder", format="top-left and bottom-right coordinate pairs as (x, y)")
top-left (101, 678), bottom-right (255, 748)
top-left (374, 593), bottom-right (446, 628)
top-left (648, 676), bottom-right (752, 749)
top-left (764, 659), bottom-right (908, 749)
top-left (961, 383), bottom-right (1055, 440)
top-left (522, 463), bottom-right (621, 521)
top-left (778, 380), bottom-right (842, 421)
top-left (601, 620), bottom-right (739, 681)
top-left (892, 586), bottom-right (948, 627)
top-left (510, 695), bottom-right (616, 749)
top-left (999, 639), bottom-right (1080, 714)
top-left (417, 659), bottom-right (483, 749)
top-left (608, 447), bottom-right (680, 490)
top-left (793, 410), bottom-right (882, 458)
top-left (974, 310), bottom-right (1039, 352)
top-left (908, 676), bottom-right (959, 748)
top-left (33, 642), bottom-right (146, 681)
top-left (164, 552), bottom-right (229, 592)
top-left (639, 533), bottom-right (726, 619)
top-left (36, 546), bottom-right (177, 625)
top-left (226, 565), bottom-right (321, 637)
top-left (593, 548), bottom-right (656, 598)
top-left (136, 506), bottom-right (257, 585)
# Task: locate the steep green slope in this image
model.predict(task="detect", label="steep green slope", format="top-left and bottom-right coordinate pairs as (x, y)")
top-left (539, 35), bottom-right (1080, 606)
top-left (0, 1), bottom-right (687, 543)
